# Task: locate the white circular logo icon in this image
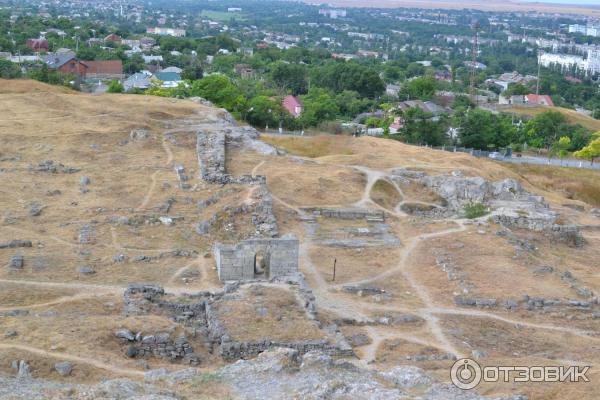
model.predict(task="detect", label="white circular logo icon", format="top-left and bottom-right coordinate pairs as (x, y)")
top-left (451, 358), bottom-right (482, 390)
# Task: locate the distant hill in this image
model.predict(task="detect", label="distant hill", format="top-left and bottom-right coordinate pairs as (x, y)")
top-left (302, 0), bottom-right (600, 16)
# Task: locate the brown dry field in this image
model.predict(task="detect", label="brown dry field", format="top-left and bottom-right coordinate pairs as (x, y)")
top-left (1, 80), bottom-right (599, 399)
top-left (211, 284), bottom-right (326, 342)
top-left (303, 0), bottom-right (600, 17)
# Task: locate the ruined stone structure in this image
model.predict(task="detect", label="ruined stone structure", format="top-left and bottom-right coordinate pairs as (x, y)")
top-left (197, 131), bottom-right (229, 184)
top-left (301, 207), bottom-right (385, 222)
top-left (213, 234), bottom-right (299, 281)
top-left (392, 170), bottom-right (585, 244)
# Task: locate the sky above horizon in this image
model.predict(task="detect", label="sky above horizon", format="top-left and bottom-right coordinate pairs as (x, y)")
top-left (520, 0), bottom-right (599, 5)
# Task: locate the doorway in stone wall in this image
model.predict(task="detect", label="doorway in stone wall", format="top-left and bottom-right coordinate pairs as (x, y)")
top-left (253, 250), bottom-right (269, 279)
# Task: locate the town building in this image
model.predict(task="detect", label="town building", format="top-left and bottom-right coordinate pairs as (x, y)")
top-left (318, 9), bottom-right (347, 19)
top-left (104, 34), bottom-right (122, 44)
top-left (124, 72), bottom-right (153, 91)
top-left (146, 27), bottom-right (186, 37)
top-left (283, 95), bottom-right (303, 118)
top-left (83, 60), bottom-right (124, 80)
top-left (45, 52), bottom-right (88, 77)
top-left (234, 64), bottom-right (255, 78)
top-left (153, 71), bottom-right (183, 88)
top-left (26, 39), bottom-right (49, 52)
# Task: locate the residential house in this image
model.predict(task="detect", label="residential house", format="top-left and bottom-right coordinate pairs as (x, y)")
top-left (386, 84), bottom-right (401, 98)
top-left (464, 61), bottom-right (487, 70)
top-left (26, 39), bottom-right (49, 52)
top-left (83, 60), bottom-right (123, 80)
top-left (143, 55), bottom-right (163, 64)
top-left (139, 37), bottom-right (156, 48)
top-left (153, 71), bottom-right (183, 88)
top-left (397, 100), bottom-right (448, 115)
top-left (146, 27), bottom-right (186, 37)
top-left (282, 95), bottom-right (303, 118)
top-left (122, 39), bottom-right (141, 49)
top-left (46, 52), bottom-right (88, 77)
top-left (434, 70), bottom-right (452, 82)
top-left (87, 38), bottom-right (103, 46)
top-left (499, 95), bottom-right (527, 105)
top-left (390, 116), bottom-right (403, 133)
top-left (238, 47), bottom-right (254, 56)
top-left (104, 34), bottom-right (122, 44)
top-left (357, 50), bottom-right (380, 58)
top-left (486, 71), bottom-right (536, 92)
top-left (332, 53), bottom-right (357, 61)
top-left (525, 94), bottom-right (554, 107)
top-left (234, 64), bottom-right (255, 79)
top-left (124, 72), bottom-right (152, 91)
top-left (162, 66), bottom-right (183, 74)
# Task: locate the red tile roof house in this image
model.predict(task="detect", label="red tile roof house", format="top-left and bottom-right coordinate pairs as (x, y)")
top-left (525, 94), bottom-right (554, 107)
top-left (104, 34), bottom-right (122, 44)
top-left (46, 53), bottom-right (89, 77)
top-left (83, 60), bottom-right (124, 80)
top-left (26, 39), bottom-right (49, 52)
top-left (283, 95), bottom-right (303, 118)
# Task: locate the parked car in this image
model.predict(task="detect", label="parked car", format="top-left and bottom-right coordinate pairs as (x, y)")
top-left (488, 152), bottom-right (503, 160)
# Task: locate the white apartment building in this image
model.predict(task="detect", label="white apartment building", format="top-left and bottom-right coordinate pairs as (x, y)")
top-left (540, 49), bottom-right (600, 75)
top-left (568, 23), bottom-right (600, 37)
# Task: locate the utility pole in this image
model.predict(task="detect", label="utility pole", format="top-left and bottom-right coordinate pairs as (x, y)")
top-left (536, 50), bottom-right (542, 95)
top-left (469, 22), bottom-right (480, 105)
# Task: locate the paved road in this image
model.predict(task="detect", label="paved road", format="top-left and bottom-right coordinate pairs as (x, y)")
top-left (501, 155), bottom-right (600, 171)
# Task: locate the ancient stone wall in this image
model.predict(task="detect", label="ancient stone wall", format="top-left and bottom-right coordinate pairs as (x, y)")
top-left (302, 207), bottom-right (384, 222)
top-left (115, 328), bottom-right (201, 366)
top-left (213, 234), bottom-right (299, 281)
top-left (196, 131), bottom-right (230, 184)
top-left (218, 339), bottom-right (354, 361)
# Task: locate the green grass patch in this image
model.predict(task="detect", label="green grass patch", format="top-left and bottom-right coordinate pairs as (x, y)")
top-left (463, 202), bottom-right (489, 219)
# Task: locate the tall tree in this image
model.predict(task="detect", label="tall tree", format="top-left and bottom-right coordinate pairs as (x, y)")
top-left (574, 132), bottom-right (600, 165)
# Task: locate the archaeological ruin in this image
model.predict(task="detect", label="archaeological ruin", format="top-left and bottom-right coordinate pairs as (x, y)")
top-left (213, 234), bottom-right (299, 281)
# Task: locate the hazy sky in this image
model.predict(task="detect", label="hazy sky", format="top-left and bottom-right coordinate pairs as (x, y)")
top-left (520, 0), bottom-right (599, 5)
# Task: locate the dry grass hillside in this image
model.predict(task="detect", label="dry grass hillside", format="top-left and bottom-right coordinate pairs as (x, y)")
top-left (505, 105), bottom-right (600, 132)
top-left (1, 80), bottom-right (599, 400)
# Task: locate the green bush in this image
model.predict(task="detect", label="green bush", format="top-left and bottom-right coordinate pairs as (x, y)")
top-left (463, 202), bottom-right (488, 219)
top-left (107, 79), bottom-right (124, 93)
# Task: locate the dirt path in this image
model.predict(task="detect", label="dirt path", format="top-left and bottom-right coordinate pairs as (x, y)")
top-left (167, 257), bottom-right (202, 285)
top-left (251, 160), bottom-right (265, 177)
top-left (135, 138), bottom-right (172, 211)
top-left (427, 306), bottom-right (600, 339)
top-left (0, 343), bottom-right (144, 377)
top-left (0, 278), bottom-right (125, 293)
top-left (0, 278), bottom-right (213, 298)
top-left (0, 112), bottom-right (119, 123)
top-left (0, 292), bottom-right (114, 312)
top-left (3, 226), bottom-right (78, 248)
top-left (336, 222), bottom-right (465, 289)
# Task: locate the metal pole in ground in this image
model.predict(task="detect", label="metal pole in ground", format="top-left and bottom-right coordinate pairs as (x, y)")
top-left (332, 258), bottom-right (337, 282)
